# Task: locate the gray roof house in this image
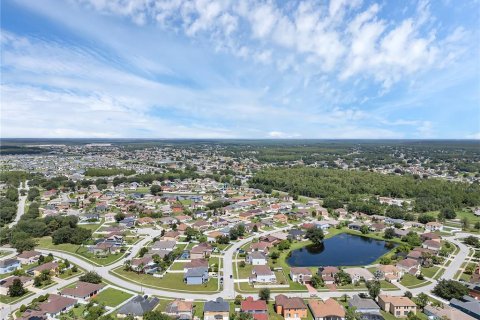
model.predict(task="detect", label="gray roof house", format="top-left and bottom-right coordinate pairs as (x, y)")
top-left (117, 295), bottom-right (159, 317)
top-left (450, 296), bottom-right (480, 320)
top-left (349, 295), bottom-right (383, 320)
top-left (184, 267), bottom-right (209, 285)
top-left (204, 297), bottom-right (230, 312)
top-left (151, 240), bottom-right (176, 251)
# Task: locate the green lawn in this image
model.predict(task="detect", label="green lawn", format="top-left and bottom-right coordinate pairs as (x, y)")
top-left (169, 262), bottom-right (185, 271)
top-left (37, 236), bottom-right (125, 266)
top-left (400, 274), bottom-right (428, 288)
top-left (0, 291), bottom-right (34, 304)
top-left (112, 268), bottom-right (219, 292)
top-left (422, 266), bottom-right (440, 278)
top-left (93, 287), bottom-right (133, 307)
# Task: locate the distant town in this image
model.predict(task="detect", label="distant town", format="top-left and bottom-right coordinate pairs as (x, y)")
top-left (0, 140), bottom-right (479, 320)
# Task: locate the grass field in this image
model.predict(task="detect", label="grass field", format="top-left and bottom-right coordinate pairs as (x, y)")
top-left (93, 287), bottom-right (133, 307)
top-left (400, 274), bottom-right (427, 287)
top-left (0, 291), bottom-right (34, 304)
top-left (37, 236), bottom-right (125, 266)
top-left (112, 267), bottom-right (219, 292)
top-left (422, 266), bottom-right (440, 278)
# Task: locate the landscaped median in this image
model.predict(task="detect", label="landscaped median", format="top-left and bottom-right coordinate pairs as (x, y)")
top-left (110, 266), bottom-right (221, 293)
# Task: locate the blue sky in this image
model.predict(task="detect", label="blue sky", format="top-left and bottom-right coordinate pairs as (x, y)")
top-left (1, 0), bottom-right (479, 139)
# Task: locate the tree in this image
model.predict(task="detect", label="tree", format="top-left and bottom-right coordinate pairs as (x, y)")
top-left (234, 295), bottom-right (243, 305)
top-left (310, 275), bottom-right (324, 288)
top-left (475, 221), bottom-right (480, 230)
top-left (79, 271), bottom-right (102, 284)
top-left (440, 208), bottom-right (456, 219)
top-left (252, 225), bottom-right (259, 232)
top-left (270, 251), bottom-right (280, 260)
top-left (150, 185), bottom-right (162, 196)
top-left (404, 291), bottom-right (413, 299)
top-left (345, 306), bottom-right (360, 320)
top-left (415, 293), bottom-right (428, 310)
top-left (259, 288), bottom-right (270, 302)
top-left (402, 231), bottom-right (421, 247)
top-left (11, 231), bottom-right (37, 253)
top-left (305, 227), bottom-right (324, 246)
top-left (462, 217), bottom-right (470, 230)
top-left (278, 240), bottom-right (291, 251)
top-left (366, 281), bottom-right (381, 299)
top-left (139, 247), bottom-right (149, 257)
top-left (465, 264), bottom-right (476, 275)
top-left (432, 280), bottom-right (468, 300)
top-left (360, 225), bottom-right (369, 234)
top-left (335, 270), bottom-right (352, 286)
top-left (115, 213), bottom-right (126, 222)
top-left (8, 278), bottom-right (26, 297)
top-left (143, 311), bottom-right (174, 320)
top-left (384, 228), bottom-right (395, 239)
top-left (464, 236), bottom-right (480, 247)
top-left (417, 214), bottom-right (436, 224)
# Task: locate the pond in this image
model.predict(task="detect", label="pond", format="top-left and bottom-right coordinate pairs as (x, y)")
top-left (287, 233), bottom-right (395, 267)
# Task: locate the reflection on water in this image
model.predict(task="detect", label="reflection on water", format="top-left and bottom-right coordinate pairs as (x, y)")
top-left (287, 233), bottom-right (395, 267)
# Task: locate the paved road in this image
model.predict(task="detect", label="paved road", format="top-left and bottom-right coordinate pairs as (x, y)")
top-left (1, 194), bottom-right (478, 318)
top-left (8, 180), bottom-right (29, 228)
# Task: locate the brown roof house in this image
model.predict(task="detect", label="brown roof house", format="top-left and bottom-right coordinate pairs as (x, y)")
top-left (275, 294), bottom-right (308, 320)
top-left (165, 299), bottom-right (194, 320)
top-left (376, 265), bottom-right (401, 282)
top-left (0, 276), bottom-right (33, 295)
top-left (17, 251), bottom-right (41, 265)
top-left (31, 262), bottom-right (59, 277)
top-left (377, 295), bottom-right (416, 318)
top-left (308, 299), bottom-right (345, 320)
top-left (60, 281), bottom-right (105, 302)
top-left (38, 294), bottom-right (77, 318)
top-left (395, 258), bottom-right (420, 277)
top-left (190, 243), bottom-right (213, 260)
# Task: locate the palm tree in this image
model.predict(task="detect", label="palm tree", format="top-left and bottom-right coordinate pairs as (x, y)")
top-left (124, 259), bottom-right (131, 271)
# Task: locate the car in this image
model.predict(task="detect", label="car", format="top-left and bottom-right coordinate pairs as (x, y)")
top-left (230, 275), bottom-right (233, 279)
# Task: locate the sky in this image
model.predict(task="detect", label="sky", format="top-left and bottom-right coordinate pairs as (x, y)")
top-left (1, 0), bottom-right (479, 139)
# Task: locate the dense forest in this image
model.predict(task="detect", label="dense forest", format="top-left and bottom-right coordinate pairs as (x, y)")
top-left (84, 168), bottom-right (136, 177)
top-left (250, 167), bottom-right (480, 212)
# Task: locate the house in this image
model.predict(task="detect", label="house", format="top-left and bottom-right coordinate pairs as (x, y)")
top-left (206, 231), bottom-right (224, 243)
top-left (424, 304), bottom-right (475, 320)
top-left (204, 297), bottom-right (230, 320)
top-left (344, 267), bottom-right (374, 282)
top-left (348, 222), bottom-right (363, 231)
top-left (290, 267), bottom-right (313, 284)
top-left (184, 267), bottom-right (209, 285)
top-left (151, 240), bottom-right (176, 252)
top-left (38, 294), bottom-right (77, 318)
top-left (190, 243), bottom-right (213, 259)
top-left (425, 222), bottom-right (443, 232)
top-left (319, 266), bottom-right (339, 285)
top-left (395, 259), bottom-right (420, 276)
top-left (165, 299), bottom-right (194, 320)
top-left (90, 242), bottom-right (120, 256)
top-left (450, 296), bottom-right (480, 320)
top-left (192, 220), bottom-right (210, 231)
top-left (184, 259), bottom-right (208, 272)
top-left (60, 281), bottom-right (105, 301)
top-left (104, 212), bottom-right (116, 223)
top-left (249, 242), bottom-right (272, 253)
top-left (131, 255), bottom-right (155, 273)
top-left (247, 252), bottom-right (268, 265)
top-left (117, 295), bottom-right (160, 318)
top-left (288, 229), bottom-right (306, 241)
top-left (17, 251), bottom-right (41, 265)
top-left (241, 297), bottom-right (268, 319)
top-left (348, 295), bottom-right (381, 318)
top-left (250, 265), bottom-right (276, 284)
top-left (163, 231), bottom-right (180, 241)
top-left (275, 294), bottom-right (308, 320)
top-left (422, 240), bottom-right (441, 252)
top-left (31, 261), bottom-right (59, 277)
top-left (421, 233), bottom-right (441, 242)
top-left (377, 295), bottom-right (416, 318)
top-left (376, 265), bottom-right (401, 282)
top-left (0, 258), bottom-right (20, 274)
top-left (308, 298), bottom-right (345, 320)
top-left (369, 223), bottom-right (386, 232)
top-left (273, 214), bottom-right (288, 224)
top-left (0, 276), bottom-right (33, 295)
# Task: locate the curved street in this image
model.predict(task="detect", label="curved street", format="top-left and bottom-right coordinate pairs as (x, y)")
top-left (0, 194), bottom-right (476, 319)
